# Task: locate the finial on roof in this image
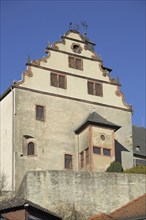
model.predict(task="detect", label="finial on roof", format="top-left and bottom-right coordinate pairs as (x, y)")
top-left (81, 21), bottom-right (88, 36)
top-left (27, 55), bottom-right (31, 64)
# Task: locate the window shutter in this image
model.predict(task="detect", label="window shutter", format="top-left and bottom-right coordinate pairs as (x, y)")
top-left (76, 58), bottom-right (82, 70)
top-left (51, 73), bottom-right (58, 87)
top-left (69, 57), bottom-right (75, 68)
top-left (59, 75), bottom-right (66, 89)
top-left (88, 81), bottom-right (94, 95)
top-left (95, 83), bottom-right (103, 96)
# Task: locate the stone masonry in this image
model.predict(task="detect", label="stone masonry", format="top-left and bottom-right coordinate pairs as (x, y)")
top-left (18, 170), bottom-right (146, 220)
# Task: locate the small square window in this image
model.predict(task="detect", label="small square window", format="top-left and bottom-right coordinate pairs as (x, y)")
top-left (65, 154), bottom-right (72, 169)
top-left (36, 105), bottom-right (45, 121)
top-left (51, 73), bottom-right (66, 89)
top-left (87, 81), bottom-right (103, 97)
top-left (68, 56), bottom-right (83, 70)
top-left (136, 146), bottom-right (140, 152)
top-left (103, 148), bottom-right (111, 156)
top-left (93, 146), bottom-right (101, 154)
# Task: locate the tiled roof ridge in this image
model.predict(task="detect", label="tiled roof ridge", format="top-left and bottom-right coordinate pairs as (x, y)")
top-left (111, 193), bottom-right (146, 216)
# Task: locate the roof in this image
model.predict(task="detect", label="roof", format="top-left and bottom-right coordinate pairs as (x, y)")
top-left (88, 194), bottom-right (146, 220)
top-left (88, 213), bottom-right (117, 220)
top-left (0, 197), bottom-right (61, 219)
top-left (132, 125), bottom-right (146, 157)
top-left (75, 112), bottom-right (121, 134)
top-left (111, 193), bottom-right (146, 220)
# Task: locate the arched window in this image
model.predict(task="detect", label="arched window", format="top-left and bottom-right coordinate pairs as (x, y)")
top-left (27, 142), bottom-right (35, 155)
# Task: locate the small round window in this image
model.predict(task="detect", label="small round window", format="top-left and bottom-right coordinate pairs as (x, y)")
top-left (100, 135), bottom-right (105, 141)
top-left (72, 44), bottom-right (82, 54)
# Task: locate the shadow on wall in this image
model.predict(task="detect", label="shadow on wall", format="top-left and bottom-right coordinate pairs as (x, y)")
top-left (115, 140), bottom-right (129, 164)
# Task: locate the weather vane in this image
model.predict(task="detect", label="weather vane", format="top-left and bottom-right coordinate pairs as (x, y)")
top-left (69, 21), bottom-right (88, 35)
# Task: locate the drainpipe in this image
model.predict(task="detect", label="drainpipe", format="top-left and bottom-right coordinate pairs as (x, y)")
top-left (89, 126), bottom-right (93, 172)
top-left (11, 86), bottom-right (15, 192)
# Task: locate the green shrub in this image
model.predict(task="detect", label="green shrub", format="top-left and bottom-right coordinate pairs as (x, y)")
top-left (124, 165), bottom-right (146, 174)
top-left (106, 161), bottom-right (123, 173)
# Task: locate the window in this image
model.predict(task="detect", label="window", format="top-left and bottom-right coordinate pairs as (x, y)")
top-left (22, 135), bottom-right (36, 156)
top-left (87, 81), bottom-right (103, 96)
top-left (65, 154), bottom-right (72, 169)
top-left (93, 146), bottom-right (111, 157)
top-left (51, 72), bottom-right (66, 89)
top-left (68, 56), bottom-right (83, 70)
top-left (136, 146), bottom-right (140, 152)
top-left (93, 146), bottom-right (101, 154)
top-left (72, 44), bottom-right (82, 54)
top-left (85, 148), bottom-right (89, 164)
top-left (103, 148), bottom-right (111, 156)
top-left (80, 151), bottom-right (84, 168)
top-left (27, 142), bottom-right (35, 155)
top-left (100, 135), bottom-right (105, 141)
top-left (36, 105), bottom-right (45, 121)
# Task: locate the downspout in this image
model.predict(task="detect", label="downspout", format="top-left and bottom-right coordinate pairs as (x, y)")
top-left (89, 126), bottom-right (93, 172)
top-left (77, 135), bottom-right (79, 171)
top-left (11, 86), bottom-right (15, 192)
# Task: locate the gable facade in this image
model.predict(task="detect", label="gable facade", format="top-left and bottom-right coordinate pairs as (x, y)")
top-left (0, 30), bottom-right (134, 191)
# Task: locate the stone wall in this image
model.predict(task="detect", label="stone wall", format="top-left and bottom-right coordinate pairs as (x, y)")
top-left (18, 170), bottom-right (146, 220)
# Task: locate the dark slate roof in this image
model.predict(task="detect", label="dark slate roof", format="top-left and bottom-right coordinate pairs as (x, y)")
top-left (0, 197), bottom-right (61, 219)
top-left (111, 193), bottom-right (146, 220)
top-left (132, 125), bottom-right (146, 157)
top-left (75, 112), bottom-right (121, 134)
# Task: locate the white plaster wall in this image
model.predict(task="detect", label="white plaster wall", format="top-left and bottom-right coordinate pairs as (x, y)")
top-left (20, 66), bottom-right (127, 109)
top-left (0, 91), bottom-right (13, 190)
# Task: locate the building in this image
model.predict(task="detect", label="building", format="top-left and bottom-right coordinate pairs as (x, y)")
top-left (0, 197), bottom-right (62, 220)
top-left (132, 126), bottom-right (146, 166)
top-left (0, 29), bottom-right (142, 192)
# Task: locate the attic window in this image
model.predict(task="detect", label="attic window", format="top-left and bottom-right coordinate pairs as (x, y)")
top-left (136, 146), bottom-right (140, 152)
top-left (51, 72), bottom-right (66, 89)
top-left (88, 81), bottom-right (103, 97)
top-left (72, 43), bottom-right (82, 54)
top-left (68, 56), bottom-right (83, 70)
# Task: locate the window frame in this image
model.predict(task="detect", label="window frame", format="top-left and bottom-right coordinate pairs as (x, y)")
top-left (68, 56), bottom-right (83, 70)
top-left (87, 81), bottom-right (103, 97)
top-left (50, 72), bottom-right (67, 89)
top-left (80, 151), bottom-right (84, 168)
top-left (35, 105), bottom-right (45, 121)
top-left (22, 136), bottom-right (37, 157)
top-left (93, 146), bottom-right (112, 157)
top-left (64, 154), bottom-right (73, 169)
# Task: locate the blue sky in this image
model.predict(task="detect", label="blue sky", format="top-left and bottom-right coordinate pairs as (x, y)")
top-left (0, 0), bottom-right (145, 127)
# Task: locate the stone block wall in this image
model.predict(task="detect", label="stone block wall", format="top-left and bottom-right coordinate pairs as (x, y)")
top-left (18, 170), bottom-right (146, 220)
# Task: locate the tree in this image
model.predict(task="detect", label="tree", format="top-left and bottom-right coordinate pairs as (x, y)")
top-left (0, 173), bottom-right (8, 195)
top-left (106, 161), bottom-right (123, 173)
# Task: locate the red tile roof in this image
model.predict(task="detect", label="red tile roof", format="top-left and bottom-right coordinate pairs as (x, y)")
top-left (88, 212), bottom-right (118, 220)
top-left (111, 193), bottom-right (146, 220)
